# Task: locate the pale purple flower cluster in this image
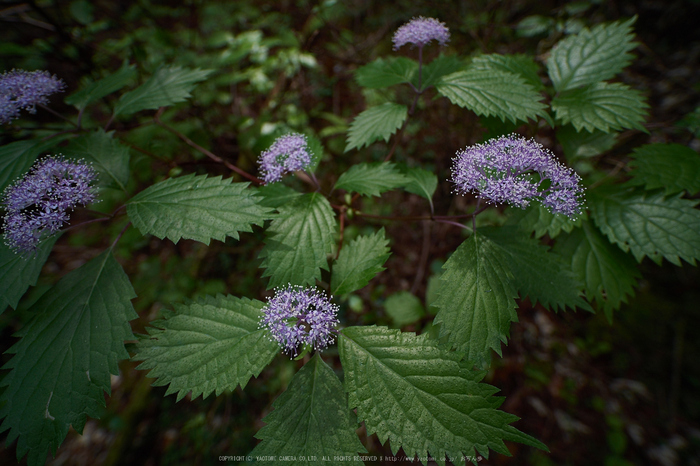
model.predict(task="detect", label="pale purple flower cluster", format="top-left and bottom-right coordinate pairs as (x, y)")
top-left (258, 133), bottom-right (313, 184)
top-left (2, 157), bottom-right (97, 254)
top-left (0, 69), bottom-right (65, 124)
top-left (451, 135), bottom-right (584, 218)
top-left (259, 285), bottom-right (339, 358)
top-left (393, 17), bottom-right (450, 50)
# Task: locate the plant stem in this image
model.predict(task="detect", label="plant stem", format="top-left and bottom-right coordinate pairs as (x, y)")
top-left (472, 198), bottom-right (483, 231)
top-left (38, 103), bottom-right (78, 127)
top-left (111, 221), bottom-right (131, 249)
top-left (154, 109), bottom-right (263, 185)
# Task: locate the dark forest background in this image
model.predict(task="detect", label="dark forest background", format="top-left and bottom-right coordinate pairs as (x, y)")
top-left (1, 1), bottom-right (699, 465)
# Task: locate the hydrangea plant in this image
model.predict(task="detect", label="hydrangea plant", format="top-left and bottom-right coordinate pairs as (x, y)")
top-left (1, 8), bottom-right (699, 466)
top-left (0, 69), bottom-right (65, 124)
top-left (2, 157), bottom-right (97, 253)
top-left (451, 134), bottom-right (584, 218)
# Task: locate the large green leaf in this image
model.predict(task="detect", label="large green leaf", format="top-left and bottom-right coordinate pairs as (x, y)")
top-left (436, 67), bottom-right (547, 124)
top-left (339, 326), bottom-right (547, 466)
top-left (433, 233), bottom-right (519, 366)
top-left (419, 55), bottom-right (464, 90)
top-left (355, 57), bottom-right (417, 89)
top-left (331, 228), bottom-right (390, 296)
top-left (551, 82), bottom-right (648, 133)
top-left (0, 137), bottom-right (69, 192)
top-left (65, 63), bottom-right (137, 110)
top-left (556, 124), bottom-right (617, 160)
top-left (481, 227), bottom-right (591, 312)
top-left (0, 250), bottom-right (137, 466)
top-left (127, 173), bottom-right (271, 245)
top-left (134, 294), bottom-right (278, 402)
top-left (255, 183), bottom-right (303, 208)
top-left (505, 204), bottom-right (582, 239)
top-left (589, 186), bottom-right (700, 265)
top-left (384, 291), bottom-right (425, 327)
top-left (401, 166), bottom-right (438, 207)
top-left (547, 17), bottom-right (637, 92)
top-left (554, 221), bottom-right (640, 321)
top-left (345, 103), bottom-right (408, 152)
top-left (334, 162), bottom-right (408, 197)
top-left (0, 235), bottom-right (58, 312)
top-left (626, 143), bottom-right (700, 195)
top-left (251, 354), bottom-right (366, 464)
top-left (62, 129), bottom-right (131, 191)
top-left (259, 193), bottom-right (336, 289)
top-left (471, 54), bottom-right (544, 91)
top-left (113, 65), bottom-right (211, 116)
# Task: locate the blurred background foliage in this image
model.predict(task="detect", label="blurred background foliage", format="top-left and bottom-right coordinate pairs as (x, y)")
top-left (1, 0), bottom-right (700, 464)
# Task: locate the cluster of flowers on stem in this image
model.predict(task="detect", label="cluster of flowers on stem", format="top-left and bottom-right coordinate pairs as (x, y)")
top-left (451, 134), bottom-right (584, 218)
top-left (2, 157), bottom-right (98, 254)
top-left (0, 69), bottom-right (65, 125)
top-left (259, 285), bottom-right (339, 358)
top-left (258, 133), bottom-right (313, 184)
top-left (392, 16), bottom-right (450, 50)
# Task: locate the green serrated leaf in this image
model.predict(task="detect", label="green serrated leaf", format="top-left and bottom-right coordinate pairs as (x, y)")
top-left (259, 193), bottom-right (336, 289)
top-left (554, 221), bottom-right (640, 321)
top-left (0, 235), bottom-right (58, 312)
top-left (127, 173), bottom-right (272, 245)
top-left (481, 227), bottom-right (591, 312)
top-left (471, 54), bottom-right (544, 91)
top-left (62, 129), bottom-right (131, 191)
top-left (401, 166), bottom-right (438, 207)
top-left (420, 55), bottom-right (464, 90)
top-left (505, 204), bottom-right (582, 239)
top-left (339, 326), bottom-right (547, 466)
top-left (0, 137), bottom-right (70, 192)
top-left (134, 294), bottom-right (278, 402)
top-left (113, 65), bottom-right (212, 116)
top-left (516, 15), bottom-right (555, 38)
top-left (355, 57), bottom-right (418, 89)
top-left (589, 186), bottom-right (700, 265)
top-left (436, 67), bottom-right (547, 124)
top-left (345, 103), bottom-right (408, 152)
top-left (547, 17), bottom-right (637, 91)
top-left (256, 183), bottom-right (303, 208)
top-left (331, 228), bottom-right (390, 296)
top-left (252, 354), bottom-right (366, 464)
top-left (433, 233), bottom-right (519, 366)
top-left (0, 250), bottom-right (137, 466)
top-left (556, 124), bottom-right (617, 160)
top-left (65, 62), bottom-right (137, 110)
top-left (384, 291), bottom-right (425, 326)
top-left (551, 82), bottom-right (648, 133)
top-left (626, 144), bottom-right (700, 195)
top-left (334, 162), bottom-right (409, 197)
top-left (304, 132), bottom-right (324, 172)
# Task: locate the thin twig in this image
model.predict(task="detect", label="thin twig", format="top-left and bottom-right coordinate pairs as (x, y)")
top-left (38, 103), bottom-right (78, 127)
top-left (62, 216), bottom-right (111, 232)
top-left (154, 109), bottom-right (262, 184)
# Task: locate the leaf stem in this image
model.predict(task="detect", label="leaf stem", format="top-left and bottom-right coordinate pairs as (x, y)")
top-left (110, 221), bottom-right (132, 250)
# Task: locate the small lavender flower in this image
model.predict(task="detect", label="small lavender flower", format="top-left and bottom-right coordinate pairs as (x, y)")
top-left (393, 16), bottom-right (450, 50)
top-left (450, 134), bottom-right (584, 218)
top-left (0, 69), bottom-right (65, 124)
top-left (258, 133), bottom-right (313, 184)
top-left (259, 285), bottom-right (340, 358)
top-left (2, 156), bottom-right (97, 253)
